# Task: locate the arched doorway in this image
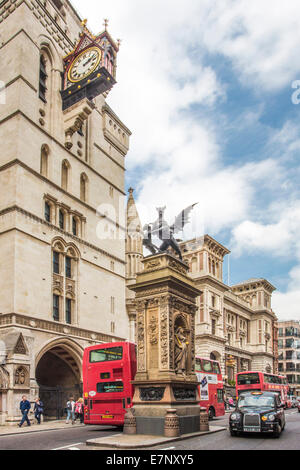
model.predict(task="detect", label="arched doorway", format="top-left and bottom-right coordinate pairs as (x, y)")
top-left (35, 340), bottom-right (83, 420)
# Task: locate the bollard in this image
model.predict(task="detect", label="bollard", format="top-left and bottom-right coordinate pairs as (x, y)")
top-left (164, 408), bottom-right (180, 438)
top-left (199, 407), bottom-right (209, 432)
top-left (123, 408), bottom-right (137, 435)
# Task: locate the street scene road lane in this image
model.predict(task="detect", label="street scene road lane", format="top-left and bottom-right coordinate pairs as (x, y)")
top-left (1, 410), bottom-right (299, 451)
top-left (152, 409), bottom-right (300, 451)
top-left (0, 425), bottom-right (120, 451)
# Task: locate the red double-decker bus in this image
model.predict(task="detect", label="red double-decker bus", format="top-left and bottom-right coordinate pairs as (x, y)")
top-left (236, 371), bottom-right (291, 408)
top-left (82, 342), bottom-right (136, 426)
top-left (83, 343), bottom-right (225, 426)
top-left (195, 357), bottom-right (225, 419)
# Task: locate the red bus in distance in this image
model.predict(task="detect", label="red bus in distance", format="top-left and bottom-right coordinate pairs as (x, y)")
top-left (195, 357), bottom-right (225, 420)
top-left (82, 342), bottom-right (136, 426)
top-left (236, 371), bottom-right (291, 408)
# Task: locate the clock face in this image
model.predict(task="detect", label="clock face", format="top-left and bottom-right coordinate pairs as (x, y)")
top-left (68, 47), bottom-right (102, 83)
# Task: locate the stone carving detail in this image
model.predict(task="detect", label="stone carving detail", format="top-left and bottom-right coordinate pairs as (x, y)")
top-left (140, 387), bottom-right (165, 402)
top-left (148, 315), bottom-right (158, 345)
top-left (174, 326), bottom-right (189, 375)
top-left (173, 387), bottom-right (197, 401)
top-left (190, 314), bottom-right (196, 373)
top-left (136, 302), bottom-right (146, 372)
top-left (159, 296), bottom-right (169, 369)
top-left (168, 258), bottom-right (187, 275)
top-left (53, 274), bottom-right (63, 292)
top-left (144, 259), bottom-right (162, 271)
top-left (14, 334), bottom-right (27, 355)
top-left (14, 366), bottom-right (28, 386)
top-left (164, 408), bottom-right (180, 438)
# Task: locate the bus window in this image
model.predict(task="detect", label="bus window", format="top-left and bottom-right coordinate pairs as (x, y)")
top-left (237, 373), bottom-right (260, 385)
top-left (96, 381), bottom-right (124, 393)
top-left (212, 362), bottom-right (221, 374)
top-left (217, 389), bottom-right (223, 403)
top-left (90, 346), bottom-right (123, 363)
top-left (202, 359), bottom-right (213, 373)
top-left (195, 358), bottom-right (201, 370)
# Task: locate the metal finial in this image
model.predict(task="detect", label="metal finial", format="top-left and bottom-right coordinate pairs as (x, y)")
top-left (81, 19), bottom-right (87, 28)
top-left (103, 18), bottom-right (109, 30)
top-left (117, 39), bottom-right (122, 48)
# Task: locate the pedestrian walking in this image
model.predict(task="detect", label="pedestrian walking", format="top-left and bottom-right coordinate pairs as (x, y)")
top-left (33, 398), bottom-right (44, 424)
top-left (18, 395), bottom-right (31, 428)
top-left (75, 398), bottom-right (84, 424)
top-left (66, 396), bottom-right (75, 424)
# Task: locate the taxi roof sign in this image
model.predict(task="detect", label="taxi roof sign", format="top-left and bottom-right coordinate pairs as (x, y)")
top-left (251, 391), bottom-right (263, 395)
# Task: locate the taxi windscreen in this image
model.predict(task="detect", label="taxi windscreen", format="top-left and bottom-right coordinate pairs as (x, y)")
top-left (89, 346), bottom-right (123, 363)
top-left (238, 395), bottom-right (275, 408)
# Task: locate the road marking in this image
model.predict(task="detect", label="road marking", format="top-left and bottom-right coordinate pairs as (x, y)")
top-left (52, 442), bottom-right (83, 450)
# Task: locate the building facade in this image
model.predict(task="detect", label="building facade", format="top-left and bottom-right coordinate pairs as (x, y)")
top-left (277, 320), bottom-right (300, 396)
top-left (180, 237), bottom-right (278, 384)
top-left (0, 0), bottom-right (131, 424)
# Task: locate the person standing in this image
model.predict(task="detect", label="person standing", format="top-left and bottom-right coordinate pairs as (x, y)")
top-left (75, 398), bottom-right (84, 424)
top-left (33, 398), bottom-right (44, 424)
top-left (228, 396), bottom-right (234, 408)
top-left (66, 396), bottom-right (75, 424)
top-left (18, 395), bottom-right (31, 427)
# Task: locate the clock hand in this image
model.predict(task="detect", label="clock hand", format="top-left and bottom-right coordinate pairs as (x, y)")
top-left (83, 56), bottom-right (95, 67)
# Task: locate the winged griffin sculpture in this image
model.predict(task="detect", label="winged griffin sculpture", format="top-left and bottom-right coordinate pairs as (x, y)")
top-left (143, 204), bottom-right (198, 260)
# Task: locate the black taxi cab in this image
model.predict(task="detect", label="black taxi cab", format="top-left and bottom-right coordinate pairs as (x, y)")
top-left (229, 391), bottom-right (286, 438)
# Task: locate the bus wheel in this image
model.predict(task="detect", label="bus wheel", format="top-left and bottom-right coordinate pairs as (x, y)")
top-left (208, 407), bottom-right (215, 420)
top-left (230, 430), bottom-right (238, 437)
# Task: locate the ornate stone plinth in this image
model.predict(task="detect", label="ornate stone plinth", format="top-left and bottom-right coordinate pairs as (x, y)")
top-left (129, 253), bottom-right (202, 436)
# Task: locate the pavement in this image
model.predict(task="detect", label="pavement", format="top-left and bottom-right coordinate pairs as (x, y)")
top-left (86, 425), bottom-right (226, 449)
top-left (0, 419), bottom-right (85, 436)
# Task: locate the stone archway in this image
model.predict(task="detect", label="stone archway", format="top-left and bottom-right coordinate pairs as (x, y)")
top-left (35, 339), bottom-right (83, 420)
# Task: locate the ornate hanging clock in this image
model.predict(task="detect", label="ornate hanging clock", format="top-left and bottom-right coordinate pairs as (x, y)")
top-left (61, 21), bottom-right (119, 111)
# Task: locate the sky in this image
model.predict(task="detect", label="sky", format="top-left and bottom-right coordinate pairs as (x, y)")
top-left (72, 0), bottom-right (300, 322)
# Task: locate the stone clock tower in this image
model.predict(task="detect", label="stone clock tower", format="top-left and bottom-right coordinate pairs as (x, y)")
top-left (0, 0), bottom-right (131, 425)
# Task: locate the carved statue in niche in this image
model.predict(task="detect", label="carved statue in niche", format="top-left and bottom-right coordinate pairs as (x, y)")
top-left (15, 367), bottom-right (26, 386)
top-left (174, 327), bottom-right (189, 376)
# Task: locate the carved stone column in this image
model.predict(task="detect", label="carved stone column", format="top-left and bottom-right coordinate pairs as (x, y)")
top-left (129, 253), bottom-right (202, 436)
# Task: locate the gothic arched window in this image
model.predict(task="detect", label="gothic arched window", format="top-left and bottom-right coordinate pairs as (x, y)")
top-left (39, 55), bottom-right (47, 102)
top-left (80, 173), bottom-right (88, 202)
top-left (61, 160), bottom-right (70, 191)
top-left (40, 144), bottom-right (49, 177)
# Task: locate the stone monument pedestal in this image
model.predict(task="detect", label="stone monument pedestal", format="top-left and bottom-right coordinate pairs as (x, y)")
top-left (128, 253), bottom-right (202, 436)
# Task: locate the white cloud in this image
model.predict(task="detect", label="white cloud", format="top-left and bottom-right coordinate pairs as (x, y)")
top-left (71, 0), bottom-right (300, 320)
top-left (231, 201), bottom-right (300, 257)
top-left (273, 289), bottom-right (300, 322)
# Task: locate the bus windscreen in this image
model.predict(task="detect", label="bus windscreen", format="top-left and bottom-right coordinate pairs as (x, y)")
top-left (237, 373), bottom-right (260, 385)
top-left (90, 346), bottom-right (123, 363)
